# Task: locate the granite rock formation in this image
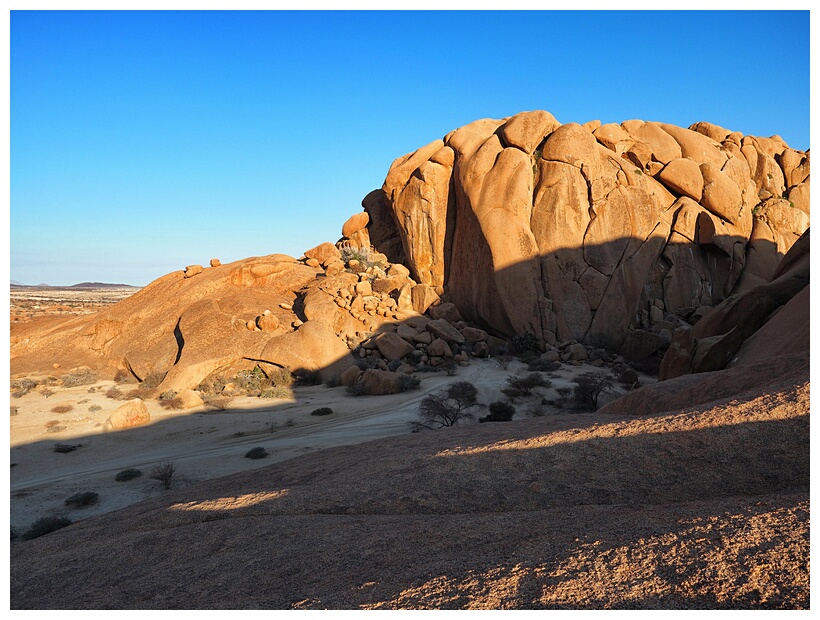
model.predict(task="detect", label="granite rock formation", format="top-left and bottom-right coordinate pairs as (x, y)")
top-left (354, 110), bottom-right (809, 354)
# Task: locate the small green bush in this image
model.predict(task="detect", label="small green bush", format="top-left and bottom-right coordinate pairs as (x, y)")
top-left (115, 468), bottom-right (142, 482)
top-left (311, 407), bottom-right (333, 416)
top-left (65, 491), bottom-right (99, 508)
top-left (88, 404), bottom-right (102, 413)
top-left (23, 516), bottom-right (72, 540)
top-left (245, 447), bottom-right (268, 460)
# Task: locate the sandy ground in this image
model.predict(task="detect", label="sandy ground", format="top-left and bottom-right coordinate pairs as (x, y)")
top-left (10, 358), bottom-right (650, 534)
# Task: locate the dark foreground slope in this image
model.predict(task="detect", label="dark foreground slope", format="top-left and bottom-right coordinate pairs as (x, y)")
top-left (10, 357), bottom-right (808, 609)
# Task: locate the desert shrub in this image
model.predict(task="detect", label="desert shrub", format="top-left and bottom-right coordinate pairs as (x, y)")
top-left (495, 355), bottom-right (513, 370)
top-left (527, 359), bottom-right (561, 372)
top-left (140, 371), bottom-right (167, 389)
top-left (399, 374), bottom-right (421, 391)
top-left (39, 387), bottom-right (55, 397)
top-left (346, 381), bottom-right (367, 396)
top-left (355, 356), bottom-right (381, 371)
top-left (65, 491), bottom-right (99, 508)
top-left (236, 367), bottom-right (267, 392)
top-left (506, 373), bottom-right (551, 395)
top-left (87, 386), bottom-right (97, 393)
top-left (197, 375), bottom-right (228, 396)
top-left (245, 447), bottom-right (268, 460)
top-left (556, 386), bottom-right (573, 404)
top-left (159, 397), bottom-right (184, 410)
top-left (203, 395), bottom-right (232, 410)
top-left (340, 245), bottom-right (381, 268)
top-left (50, 404), bottom-right (73, 414)
top-left (413, 364), bottom-right (440, 373)
top-left (23, 516), bottom-right (72, 540)
top-left (411, 381), bottom-right (478, 431)
top-left (260, 386), bottom-right (293, 400)
top-left (325, 377), bottom-right (341, 388)
top-left (88, 404), bottom-right (102, 413)
top-left (53, 443), bottom-right (78, 453)
top-left (150, 461), bottom-right (177, 489)
top-left (105, 386), bottom-right (124, 400)
top-left (479, 401), bottom-right (516, 423)
top-left (115, 468), bottom-right (142, 482)
top-left (573, 372), bottom-right (615, 411)
top-left (11, 378), bottom-right (37, 398)
top-left (501, 386), bottom-right (523, 403)
top-left (45, 420), bottom-right (65, 432)
top-left (159, 390), bottom-right (178, 401)
top-left (61, 369), bottom-right (97, 387)
top-left (511, 332), bottom-right (539, 353)
top-left (527, 403), bottom-right (547, 417)
top-left (311, 407), bottom-right (333, 416)
top-left (266, 366), bottom-right (293, 387)
top-left (440, 357), bottom-right (458, 376)
top-left (387, 359), bottom-right (404, 372)
top-left (113, 369), bottom-right (136, 384)
top-left (294, 369), bottom-right (322, 386)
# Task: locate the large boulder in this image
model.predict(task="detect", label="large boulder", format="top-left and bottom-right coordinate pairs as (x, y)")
top-left (358, 111), bottom-right (809, 352)
top-left (107, 399), bottom-right (150, 430)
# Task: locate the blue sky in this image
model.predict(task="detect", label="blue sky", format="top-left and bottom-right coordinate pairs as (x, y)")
top-left (8, 9), bottom-right (812, 286)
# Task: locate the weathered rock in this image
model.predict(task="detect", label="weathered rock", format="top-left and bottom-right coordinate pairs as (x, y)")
top-left (411, 284), bottom-right (440, 314)
top-left (175, 389), bottom-right (204, 409)
top-left (354, 369), bottom-right (408, 395)
top-left (619, 329), bottom-right (666, 362)
top-left (427, 302), bottom-right (463, 323)
top-left (658, 158), bottom-right (703, 201)
top-left (472, 341), bottom-right (489, 358)
top-left (360, 111), bottom-right (807, 355)
top-left (373, 332), bottom-right (415, 362)
top-left (341, 212), bottom-right (370, 238)
top-left (426, 319), bottom-right (465, 344)
top-left (209, 258), bottom-right (221, 267)
top-left (184, 265), bottom-right (203, 278)
top-left (107, 399), bottom-right (150, 430)
top-left (460, 326), bottom-right (488, 342)
top-left (339, 365), bottom-right (362, 387)
top-left (396, 324), bottom-right (419, 343)
top-left (256, 314), bottom-right (280, 332)
top-left (427, 338), bottom-right (454, 358)
top-left (304, 242), bottom-right (342, 265)
top-left (563, 343), bottom-right (588, 361)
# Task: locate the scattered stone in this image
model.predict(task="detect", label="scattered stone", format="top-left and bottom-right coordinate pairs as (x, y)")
top-left (209, 258), bottom-right (221, 267)
top-left (184, 265), bottom-right (203, 278)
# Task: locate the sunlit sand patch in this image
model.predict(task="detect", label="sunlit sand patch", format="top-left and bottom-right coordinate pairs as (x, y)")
top-left (169, 489), bottom-right (289, 512)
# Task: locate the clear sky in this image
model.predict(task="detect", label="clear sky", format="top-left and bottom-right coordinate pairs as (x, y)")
top-left (7, 8), bottom-right (812, 286)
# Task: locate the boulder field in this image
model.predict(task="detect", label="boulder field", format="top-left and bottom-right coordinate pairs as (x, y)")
top-left (353, 110), bottom-right (809, 353)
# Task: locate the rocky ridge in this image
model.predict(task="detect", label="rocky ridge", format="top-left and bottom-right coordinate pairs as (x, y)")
top-left (356, 110), bottom-right (809, 357)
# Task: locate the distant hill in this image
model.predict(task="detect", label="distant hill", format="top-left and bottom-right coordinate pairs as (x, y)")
top-left (70, 282), bottom-right (139, 289)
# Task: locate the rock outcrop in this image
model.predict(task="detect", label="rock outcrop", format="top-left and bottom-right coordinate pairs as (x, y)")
top-left (354, 111), bottom-right (809, 354)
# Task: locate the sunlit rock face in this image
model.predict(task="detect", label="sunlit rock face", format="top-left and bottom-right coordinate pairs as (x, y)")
top-left (362, 110), bottom-right (809, 351)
